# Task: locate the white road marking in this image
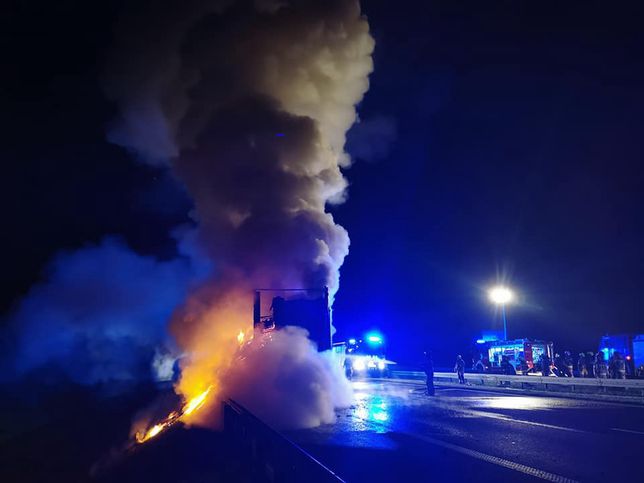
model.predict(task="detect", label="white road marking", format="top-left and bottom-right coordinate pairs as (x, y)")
top-left (611, 427), bottom-right (644, 435)
top-left (437, 387), bottom-right (520, 396)
top-left (457, 409), bottom-right (587, 433)
top-left (407, 397), bottom-right (587, 434)
top-left (407, 432), bottom-right (579, 483)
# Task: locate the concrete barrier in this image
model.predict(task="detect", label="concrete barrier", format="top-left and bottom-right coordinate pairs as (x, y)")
top-left (390, 370), bottom-right (644, 402)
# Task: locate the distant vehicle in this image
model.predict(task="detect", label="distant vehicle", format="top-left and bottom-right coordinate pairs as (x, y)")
top-left (337, 333), bottom-right (390, 378)
top-left (598, 334), bottom-right (644, 377)
top-left (485, 339), bottom-right (554, 374)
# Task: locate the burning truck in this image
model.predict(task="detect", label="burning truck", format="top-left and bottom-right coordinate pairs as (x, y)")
top-left (95, 0), bottom-right (376, 450)
top-left (134, 287), bottom-right (338, 445)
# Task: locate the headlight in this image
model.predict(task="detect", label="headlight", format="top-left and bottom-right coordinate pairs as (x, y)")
top-left (378, 360), bottom-right (386, 370)
top-left (353, 359), bottom-right (366, 371)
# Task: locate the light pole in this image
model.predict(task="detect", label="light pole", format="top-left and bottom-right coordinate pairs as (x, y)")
top-left (489, 286), bottom-right (513, 340)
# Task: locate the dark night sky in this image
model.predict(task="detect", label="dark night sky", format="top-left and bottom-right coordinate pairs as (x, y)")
top-left (2, 1), bottom-right (644, 365)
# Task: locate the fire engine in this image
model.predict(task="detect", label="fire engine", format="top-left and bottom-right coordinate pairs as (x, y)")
top-left (485, 338), bottom-right (554, 373)
top-left (334, 333), bottom-right (390, 378)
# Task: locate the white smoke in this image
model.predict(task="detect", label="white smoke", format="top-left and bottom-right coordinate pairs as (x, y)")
top-left (220, 326), bottom-right (353, 429)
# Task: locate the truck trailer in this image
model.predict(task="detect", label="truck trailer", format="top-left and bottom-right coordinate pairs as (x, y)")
top-left (253, 287), bottom-right (332, 351)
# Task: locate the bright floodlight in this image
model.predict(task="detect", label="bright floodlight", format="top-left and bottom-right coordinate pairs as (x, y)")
top-left (489, 286), bottom-right (513, 305)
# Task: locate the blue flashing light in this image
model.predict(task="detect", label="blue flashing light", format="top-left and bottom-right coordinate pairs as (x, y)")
top-left (476, 339), bottom-right (486, 344)
top-left (276, 133), bottom-right (285, 137)
top-left (348, 338), bottom-right (356, 345)
top-left (367, 335), bottom-right (382, 343)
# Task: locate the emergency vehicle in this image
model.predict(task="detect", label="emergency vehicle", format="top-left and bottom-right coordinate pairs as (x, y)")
top-left (598, 334), bottom-right (644, 376)
top-left (335, 334), bottom-right (390, 378)
top-left (486, 338), bottom-right (554, 373)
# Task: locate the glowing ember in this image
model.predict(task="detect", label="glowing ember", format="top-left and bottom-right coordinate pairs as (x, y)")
top-left (134, 386), bottom-right (213, 444)
top-left (237, 330), bottom-right (245, 345)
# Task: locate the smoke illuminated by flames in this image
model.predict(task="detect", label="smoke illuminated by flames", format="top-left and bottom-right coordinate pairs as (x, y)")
top-left (106, 0), bottom-right (374, 434)
top-left (135, 325), bottom-right (247, 444)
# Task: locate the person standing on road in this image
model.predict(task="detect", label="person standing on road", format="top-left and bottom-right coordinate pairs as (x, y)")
top-left (586, 352), bottom-right (595, 377)
top-left (343, 356), bottom-right (353, 380)
top-left (553, 353), bottom-right (564, 376)
top-left (563, 351), bottom-right (574, 378)
top-left (423, 351), bottom-right (435, 396)
top-left (594, 351), bottom-right (608, 378)
top-left (501, 355), bottom-right (517, 375)
top-left (454, 354), bottom-right (466, 384)
top-left (637, 364), bottom-right (644, 378)
top-left (578, 353), bottom-right (588, 377)
top-left (474, 355), bottom-right (486, 373)
top-left (541, 353), bottom-right (552, 376)
top-left (614, 352), bottom-right (626, 379)
top-left (608, 353), bottom-right (617, 379)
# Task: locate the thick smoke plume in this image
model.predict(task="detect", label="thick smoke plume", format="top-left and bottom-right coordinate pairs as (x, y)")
top-left (103, 0), bottom-right (374, 428)
top-left (104, 0), bottom-right (373, 296)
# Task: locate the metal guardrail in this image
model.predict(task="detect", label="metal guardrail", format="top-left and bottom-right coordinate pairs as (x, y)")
top-left (391, 370), bottom-right (644, 398)
top-left (223, 399), bottom-right (345, 483)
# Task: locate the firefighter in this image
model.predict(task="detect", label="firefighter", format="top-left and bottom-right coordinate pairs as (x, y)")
top-left (594, 351), bottom-right (608, 378)
top-left (553, 353), bottom-right (564, 376)
top-left (517, 356), bottom-right (529, 375)
top-left (343, 356), bottom-right (353, 380)
top-left (474, 355), bottom-right (486, 373)
top-left (563, 351), bottom-right (574, 378)
top-left (423, 351), bottom-right (435, 396)
top-left (586, 352), bottom-right (595, 377)
top-left (501, 355), bottom-right (517, 375)
top-left (614, 352), bottom-right (626, 379)
top-left (608, 353), bottom-right (618, 379)
top-left (578, 352), bottom-right (588, 378)
top-left (454, 354), bottom-right (466, 384)
top-left (541, 353), bottom-right (552, 376)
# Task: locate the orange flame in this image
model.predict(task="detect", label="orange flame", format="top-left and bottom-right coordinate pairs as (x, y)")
top-left (134, 386), bottom-right (213, 444)
top-left (135, 320), bottom-right (250, 445)
top-left (182, 386), bottom-right (212, 416)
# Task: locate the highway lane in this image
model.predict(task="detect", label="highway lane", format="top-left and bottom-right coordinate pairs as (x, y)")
top-left (285, 379), bottom-right (644, 482)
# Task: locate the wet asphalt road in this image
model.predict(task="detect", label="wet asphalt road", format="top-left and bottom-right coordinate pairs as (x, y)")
top-left (285, 379), bottom-right (644, 483)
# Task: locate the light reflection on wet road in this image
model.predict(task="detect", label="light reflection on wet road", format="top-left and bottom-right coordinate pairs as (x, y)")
top-left (286, 379), bottom-right (644, 482)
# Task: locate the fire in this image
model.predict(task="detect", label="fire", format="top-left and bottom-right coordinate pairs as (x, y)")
top-left (134, 386), bottom-right (213, 444)
top-left (136, 423), bottom-right (165, 443)
top-left (134, 327), bottom-right (248, 445)
top-left (182, 386), bottom-right (212, 416)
